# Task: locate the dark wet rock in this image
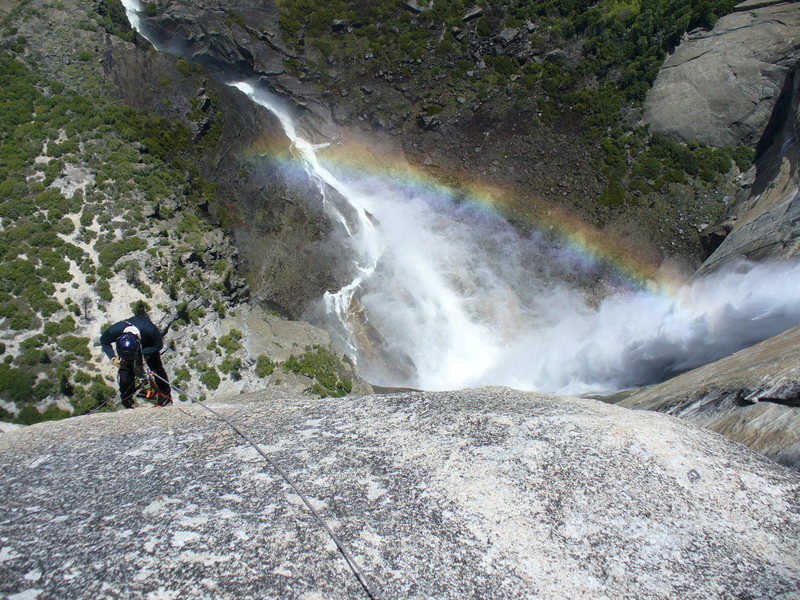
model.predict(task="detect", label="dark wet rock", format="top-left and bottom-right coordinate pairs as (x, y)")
top-left (418, 114), bottom-right (440, 130)
top-left (620, 326), bottom-right (800, 470)
top-left (643, 1), bottom-right (800, 147)
top-left (140, 0), bottom-right (336, 141)
top-left (2, 387), bottom-right (799, 599)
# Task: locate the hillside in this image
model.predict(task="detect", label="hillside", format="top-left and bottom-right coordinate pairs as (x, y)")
top-left (146, 0), bottom-right (757, 266)
top-left (0, 0), bottom-right (367, 425)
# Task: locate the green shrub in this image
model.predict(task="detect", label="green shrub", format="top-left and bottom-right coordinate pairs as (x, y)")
top-left (97, 238), bottom-right (147, 267)
top-left (41, 404), bottom-right (72, 421)
top-left (284, 346), bottom-right (352, 397)
top-left (219, 329), bottom-right (242, 353)
top-left (17, 405), bottom-right (43, 425)
top-left (0, 363), bottom-right (36, 402)
top-left (173, 367), bottom-right (190, 385)
top-left (95, 0), bottom-right (134, 41)
top-left (130, 299), bottom-right (151, 317)
top-left (71, 379), bottom-right (116, 413)
top-left (44, 315), bottom-right (77, 336)
top-left (95, 279), bottom-right (113, 302)
top-left (220, 356), bottom-right (242, 378)
top-left (598, 180), bottom-right (627, 207)
top-left (176, 57), bottom-right (193, 76)
top-left (58, 335), bottom-right (91, 359)
top-left (255, 355), bottom-right (275, 378)
top-left (200, 367), bottom-right (220, 390)
top-left (18, 348), bottom-right (50, 366)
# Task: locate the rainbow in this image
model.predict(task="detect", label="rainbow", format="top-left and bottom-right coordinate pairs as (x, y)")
top-left (239, 134), bottom-right (686, 296)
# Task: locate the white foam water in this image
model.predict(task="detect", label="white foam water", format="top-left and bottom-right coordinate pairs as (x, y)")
top-left (229, 82), bottom-right (800, 394)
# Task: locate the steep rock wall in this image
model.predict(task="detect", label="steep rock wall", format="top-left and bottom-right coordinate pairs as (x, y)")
top-left (697, 65), bottom-right (800, 273)
top-left (643, 0), bottom-right (800, 148)
top-left (101, 24), bottom-right (349, 317)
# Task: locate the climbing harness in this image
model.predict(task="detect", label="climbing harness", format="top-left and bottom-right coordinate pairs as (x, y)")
top-left (148, 371), bottom-right (380, 600)
top-left (128, 342), bottom-right (172, 407)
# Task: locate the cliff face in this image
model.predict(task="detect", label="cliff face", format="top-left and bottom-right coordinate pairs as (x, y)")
top-left (643, 0), bottom-right (800, 148)
top-left (134, 0), bottom-right (741, 270)
top-left (643, 0), bottom-right (800, 269)
top-left (139, 0), bottom-right (336, 140)
top-left (102, 31), bottom-right (349, 318)
top-left (697, 65), bottom-right (800, 273)
top-left (2, 388), bottom-right (799, 599)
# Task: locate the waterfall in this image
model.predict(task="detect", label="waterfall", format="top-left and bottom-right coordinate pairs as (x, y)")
top-left (121, 7), bottom-right (800, 395)
top-left (226, 82), bottom-right (800, 394)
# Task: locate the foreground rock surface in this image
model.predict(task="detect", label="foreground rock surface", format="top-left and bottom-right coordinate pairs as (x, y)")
top-left (1, 388), bottom-right (798, 599)
top-left (620, 326), bottom-right (800, 470)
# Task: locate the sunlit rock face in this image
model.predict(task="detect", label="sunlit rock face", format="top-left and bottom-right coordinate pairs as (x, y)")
top-left (2, 388), bottom-right (799, 599)
top-left (643, 0), bottom-right (800, 148)
top-left (620, 325), bottom-right (800, 470)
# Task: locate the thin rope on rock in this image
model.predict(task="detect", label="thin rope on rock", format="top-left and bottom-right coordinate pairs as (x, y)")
top-left (150, 371), bottom-right (381, 600)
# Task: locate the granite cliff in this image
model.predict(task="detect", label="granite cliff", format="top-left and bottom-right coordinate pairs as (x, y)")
top-left (625, 0), bottom-right (800, 469)
top-left (643, 0), bottom-right (800, 269)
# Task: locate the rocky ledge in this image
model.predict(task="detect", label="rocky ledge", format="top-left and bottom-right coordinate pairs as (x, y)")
top-left (1, 387), bottom-right (798, 599)
top-left (620, 325), bottom-right (800, 470)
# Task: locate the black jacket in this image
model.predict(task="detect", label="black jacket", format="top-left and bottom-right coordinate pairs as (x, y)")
top-left (100, 316), bottom-right (163, 360)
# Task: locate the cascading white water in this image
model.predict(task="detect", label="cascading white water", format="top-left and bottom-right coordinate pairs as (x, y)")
top-left (122, 6), bottom-right (800, 395)
top-left (230, 80), bottom-right (800, 393)
top-left (120, 0), bottom-right (149, 40)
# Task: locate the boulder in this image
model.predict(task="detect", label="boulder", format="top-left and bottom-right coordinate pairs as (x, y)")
top-left (496, 28), bottom-right (519, 45)
top-left (402, 0), bottom-right (427, 14)
top-left (643, 1), bottom-right (800, 147)
top-left (1, 388), bottom-right (798, 599)
top-left (462, 6), bottom-right (484, 22)
top-left (620, 325), bottom-right (800, 470)
top-left (417, 114), bottom-right (440, 130)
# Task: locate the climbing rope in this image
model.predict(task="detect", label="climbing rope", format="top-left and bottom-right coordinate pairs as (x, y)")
top-left (148, 371), bottom-right (380, 600)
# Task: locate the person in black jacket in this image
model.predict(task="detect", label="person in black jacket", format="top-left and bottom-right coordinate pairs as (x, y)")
top-left (100, 316), bottom-right (171, 408)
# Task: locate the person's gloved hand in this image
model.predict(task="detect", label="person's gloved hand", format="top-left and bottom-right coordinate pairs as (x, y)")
top-left (111, 357), bottom-right (121, 367)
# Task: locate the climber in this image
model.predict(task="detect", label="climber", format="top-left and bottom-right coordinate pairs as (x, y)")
top-left (100, 315), bottom-right (172, 408)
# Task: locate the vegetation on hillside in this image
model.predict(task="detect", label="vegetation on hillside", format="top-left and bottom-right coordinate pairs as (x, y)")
top-left (276, 0), bottom-right (753, 206)
top-left (0, 1), bottom-right (247, 423)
